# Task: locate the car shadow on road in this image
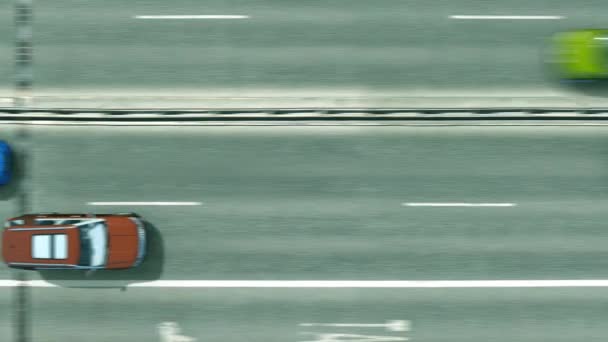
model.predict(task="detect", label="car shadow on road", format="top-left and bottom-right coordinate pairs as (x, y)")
top-left (557, 78), bottom-right (608, 98)
top-left (38, 220), bottom-right (165, 289)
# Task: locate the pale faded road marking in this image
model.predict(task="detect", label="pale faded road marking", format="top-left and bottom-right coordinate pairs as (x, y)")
top-left (87, 201), bottom-right (202, 206)
top-left (4, 280), bottom-right (608, 288)
top-left (402, 202), bottom-right (516, 207)
top-left (300, 320), bottom-right (410, 332)
top-left (134, 15), bottom-right (249, 20)
top-left (299, 333), bottom-right (408, 342)
top-left (449, 15), bottom-right (564, 20)
top-left (158, 322), bottom-right (196, 342)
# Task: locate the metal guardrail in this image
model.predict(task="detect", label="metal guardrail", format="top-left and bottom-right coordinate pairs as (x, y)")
top-left (3, 107), bottom-right (608, 121)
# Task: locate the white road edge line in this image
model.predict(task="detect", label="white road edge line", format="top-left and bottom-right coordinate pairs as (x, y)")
top-left (87, 202), bottom-right (202, 206)
top-left (134, 15), bottom-right (249, 19)
top-left (2, 280), bottom-right (608, 288)
top-left (402, 202), bottom-right (516, 207)
top-left (449, 15), bottom-right (564, 20)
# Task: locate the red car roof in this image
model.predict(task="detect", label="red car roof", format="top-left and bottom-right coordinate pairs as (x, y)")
top-left (2, 226), bottom-right (80, 266)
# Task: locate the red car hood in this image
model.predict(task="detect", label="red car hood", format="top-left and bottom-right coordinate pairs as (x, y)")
top-left (105, 216), bottom-right (139, 269)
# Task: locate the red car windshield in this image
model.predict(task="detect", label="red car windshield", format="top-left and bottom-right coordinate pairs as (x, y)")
top-left (77, 221), bottom-right (108, 267)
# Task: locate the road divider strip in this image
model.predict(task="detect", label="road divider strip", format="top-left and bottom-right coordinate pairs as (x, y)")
top-left (3, 280), bottom-right (608, 288)
top-left (4, 108), bottom-right (608, 123)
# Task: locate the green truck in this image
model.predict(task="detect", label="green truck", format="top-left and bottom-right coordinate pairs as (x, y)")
top-left (553, 29), bottom-right (608, 79)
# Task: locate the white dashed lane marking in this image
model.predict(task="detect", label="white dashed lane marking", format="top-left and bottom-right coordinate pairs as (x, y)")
top-left (87, 201), bottom-right (202, 206)
top-left (134, 15), bottom-right (249, 20)
top-left (402, 202), bottom-right (516, 207)
top-left (449, 15), bottom-right (564, 20)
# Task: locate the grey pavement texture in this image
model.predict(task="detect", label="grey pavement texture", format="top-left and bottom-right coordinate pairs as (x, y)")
top-left (3, 0), bottom-right (608, 107)
top-left (0, 1), bottom-right (13, 96)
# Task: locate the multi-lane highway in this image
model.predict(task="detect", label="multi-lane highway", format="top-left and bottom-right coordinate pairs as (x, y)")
top-left (0, 0), bottom-right (607, 107)
top-left (1, 122), bottom-right (608, 341)
top-left (1, 1), bottom-right (607, 340)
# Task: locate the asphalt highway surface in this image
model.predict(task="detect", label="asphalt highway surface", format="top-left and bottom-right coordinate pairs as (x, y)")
top-left (2, 0), bottom-right (608, 107)
top-left (0, 1), bottom-right (12, 100)
top-left (1, 123), bottom-right (608, 341)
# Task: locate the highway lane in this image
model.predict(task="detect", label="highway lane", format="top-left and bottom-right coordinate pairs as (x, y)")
top-left (20, 124), bottom-right (608, 281)
top-left (0, 123), bottom-right (606, 341)
top-left (27, 288), bottom-right (608, 342)
top-left (16, 0), bottom-right (608, 108)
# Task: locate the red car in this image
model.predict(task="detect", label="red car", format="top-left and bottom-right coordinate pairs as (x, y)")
top-left (2, 213), bottom-right (146, 270)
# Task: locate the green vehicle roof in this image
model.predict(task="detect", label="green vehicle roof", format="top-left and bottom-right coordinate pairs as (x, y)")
top-left (554, 29), bottom-right (608, 78)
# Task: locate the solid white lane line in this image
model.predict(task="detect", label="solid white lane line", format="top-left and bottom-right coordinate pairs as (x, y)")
top-left (449, 15), bottom-right (564, 20)
top-left (403, 202), bottom-right (516, 207)
top-left (0, 280), bottom-right (57, 287)
top-left (128, 280), bottom-right (608, 288)
top-left (3, 280), bottom-right (608, 288)
top-left (87, 202), bottom-right (202, 206)
top-left (134, 15), bottom-right (249, 20)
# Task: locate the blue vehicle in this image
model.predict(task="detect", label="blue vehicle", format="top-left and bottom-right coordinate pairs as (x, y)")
top-left (0, 141), bottom-right (12, 185)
